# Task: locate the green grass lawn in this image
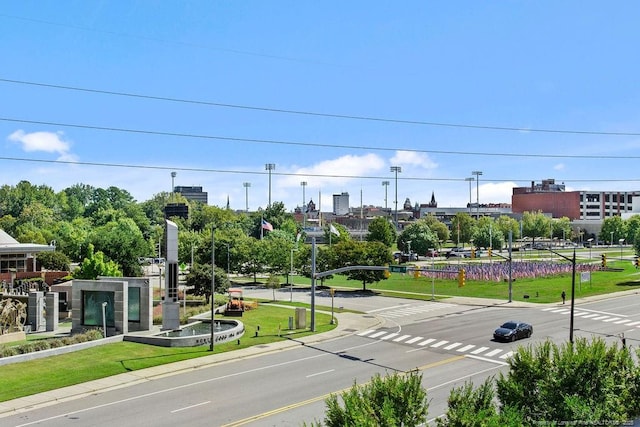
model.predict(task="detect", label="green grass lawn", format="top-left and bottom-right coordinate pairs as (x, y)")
top-left (0, 304), bottom-right (336, 402)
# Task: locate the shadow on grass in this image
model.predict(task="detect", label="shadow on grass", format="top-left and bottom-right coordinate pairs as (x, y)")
top-left (616, 281), bottom-right (640, 287)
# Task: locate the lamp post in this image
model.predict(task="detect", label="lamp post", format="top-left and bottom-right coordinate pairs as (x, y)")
top-left (209, 225), bottom-right (216, 352)
top-left (265, 163), bottom-right (275, 207)
top-left (390, 166), bottom-right (402, 229)
top-left (465, 177), bottom-right (474, 214)
top-left (300, 181), bottom-right (307, 230)
top-left (547, 247), bottom-right (577, 344)
top-left (382, 180), bottom-right (390, 210)
top-left (243, 182), bottom-right (251, 212)
top-left (619, 238), bottom-right (625, 260)
top-left (610, 231), bottom-right (614, 247)
top-left (587, 238), bottom-right (593, 259)
top-left (471, 171), bottom-right (482, 219)
top-left (290, 247), bottom-right (297, 302)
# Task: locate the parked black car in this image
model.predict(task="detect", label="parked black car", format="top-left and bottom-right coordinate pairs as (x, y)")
top-left (493, 321), bottom-right (533, 342)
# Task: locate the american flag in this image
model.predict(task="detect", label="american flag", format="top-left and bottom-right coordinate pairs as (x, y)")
top-left (262, 219), bottom-right (273, 231)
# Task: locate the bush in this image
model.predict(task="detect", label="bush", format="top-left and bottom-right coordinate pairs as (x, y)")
top-left (0, 346), bottom-right (18, 357)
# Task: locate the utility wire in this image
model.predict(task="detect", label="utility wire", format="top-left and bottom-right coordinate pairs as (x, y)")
top-left (2, 78), bottom-right (640, 137)
top-left (2, 117), bottom-right (640, 161)
top-left (2, 156), bottom-right (640, 184)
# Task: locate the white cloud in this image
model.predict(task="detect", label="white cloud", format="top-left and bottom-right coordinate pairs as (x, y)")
top-left (390, 150), bottom-right (437, 169)
top-left (8, 130), bottom-right (75, 161)
top-left (480, 181), bottom-right (516, 204)
top-left (554, 163), bottom-right (565, 171)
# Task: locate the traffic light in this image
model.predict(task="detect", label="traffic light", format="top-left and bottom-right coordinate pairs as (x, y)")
top-left (488, 248), bottom-right (492, 257)
top-left (414, 268), bottom-right (421, 279)
top-left (601, 254), bottom-right (607, 268)
top-left (384, 267), bottom-right (391, 279)
top-left (471, 248), bottom-right (476, 259)
top-left (635, 257), bottom-right (639, 269)
top-left (458, 268), bottom-right (466, 287)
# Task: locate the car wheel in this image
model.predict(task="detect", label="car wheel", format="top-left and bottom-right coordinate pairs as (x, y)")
top-left (510, 335), bottom-right (516, 342)
top-left (527, 331), bottom-right (532, 338)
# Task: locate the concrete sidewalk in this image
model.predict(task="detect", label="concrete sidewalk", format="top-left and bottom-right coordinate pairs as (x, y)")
top-left (0, 310), bottom-right (385, 417)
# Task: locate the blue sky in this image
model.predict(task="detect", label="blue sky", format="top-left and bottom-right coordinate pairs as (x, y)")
top-left (2, 2), bottom-right (640, 212)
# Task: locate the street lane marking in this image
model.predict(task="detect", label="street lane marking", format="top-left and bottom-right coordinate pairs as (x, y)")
top-left (380, 333), bottom-right (398, 340)
top-left (170, 401), bottom-right (210, 413)
top-left (443, 342), bottom-right (462, 351)
top-left (484, 349), bottom-right (503, 357)
top-left (357, 330), bottom-right (375, 336)
top-left (393, 334), bottom-right (411, 342)
top-left (627, 321), bottom-right (640, 326)
top-left (602, 317), bottom-right (621, 322)
top-left (457, 344), bottom-right (475, 352)
top-left (405, 336), bottom-right (424, 344)
top-left (418, 338), bottom-right (436, 346)
top-left (430, 340), bottom-right (449, 348)
top-left (615, 319), bottom-right (632, 325)
top-left (368, 331), bottom-right (388, 338)
top-left (306, 369), bottom-right (335, 378)
top-left (581, 313), bottom-right (599, 318)
top-left (592, 315), bottom-right (609, 320)
top-left (500, 351), bottom-right (513, 359)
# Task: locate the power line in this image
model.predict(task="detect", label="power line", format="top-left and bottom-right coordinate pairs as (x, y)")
top-left (2, 78), bottom-right (640, 137)
top-left (3, 116), bottom-right (640, 161)
top-left (2, 155), bottom-right (640, 184)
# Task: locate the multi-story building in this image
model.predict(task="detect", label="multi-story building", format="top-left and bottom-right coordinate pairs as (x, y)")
top-left (512, 179), bottom-right (640, 220)
top-left (332, 192), bottom-right (350, 215)
top-left (174, 186), bottom-right (208, 204)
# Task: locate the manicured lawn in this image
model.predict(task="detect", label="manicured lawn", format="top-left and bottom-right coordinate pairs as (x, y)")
top-left (0, 304), bottom-right (335, 402)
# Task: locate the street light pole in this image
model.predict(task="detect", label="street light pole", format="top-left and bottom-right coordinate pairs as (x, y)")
top-left (471, 171), bottom-right (482, 219)
top-left (265, 163), bottom-right (275, 207)
top-left (382, 180), bottom-right (390, 210)
top-left (209, 225), bottom-right (216, 351)
top-left (243, 182), bottom-right (251, 212)
top-left (547, 247), bottom-right (576, 344)
top-left (465, 177), bottom-right (474, 214)
top-left (390, 166), bottom-right (402, 229)
top-left (171, 171), bottom-right (177, 202)
top-left (300, 181), bottom-right (307, 230)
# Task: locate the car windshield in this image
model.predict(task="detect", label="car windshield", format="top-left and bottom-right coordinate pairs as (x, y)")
top-left (501, 322), bottom-right (517, 330)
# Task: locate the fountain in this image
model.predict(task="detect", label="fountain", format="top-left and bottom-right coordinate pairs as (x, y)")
top-left (124, 319), bottom-right (244, 347)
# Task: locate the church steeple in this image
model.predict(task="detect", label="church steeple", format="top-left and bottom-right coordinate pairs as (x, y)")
top-left (428, 191), bottom-right (437, 208)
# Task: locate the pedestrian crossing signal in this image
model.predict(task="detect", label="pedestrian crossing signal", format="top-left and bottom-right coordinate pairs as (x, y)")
top-left (601, 254), bottom-right (607, 268)
top-left (458, 268), bottom-right (466, 287)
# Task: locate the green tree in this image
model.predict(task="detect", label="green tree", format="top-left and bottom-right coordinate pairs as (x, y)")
top-left (551, 216), bottom-right (572, 241)
top-left (600, 215), bottom-right (626, 245)
top-left (625, 215), bottom-right (640, 252)
top-left (450, 213), bottom-right (475, 246)
top-left (495, 215), bottom-right (520, 242)
top-left (90, 217), bottom-right (148, 276)
top-left (325, 223), bottom-right (350, 245)
top-left (73, 244), bottom-right (122, 279)
top-left (264, 274), bottom-right (281, 301)
top-left (36, 251), bottom-right (71, 271)
top-left (472, 217), bottom-right (504, 250)
top-left (521, 210), bottom-right (551, 244)
top-left (184, 263), bottom-right (229, 303)
top-left (307, 371), bottom-right (428, 427)
top-left (330, 240), bottom-right (392, 290)
top-left (397, 219), bottom-right (439, 256)
top-left (421, 214), bottom-right (450, 246)
top-left (366, 217), bottom-right (396, 247)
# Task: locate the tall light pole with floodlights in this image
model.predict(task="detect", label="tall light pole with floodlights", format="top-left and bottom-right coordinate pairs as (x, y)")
top-left (265, 163), bottom-right (275, 207)
top-left (300, 181), bottom-right (307, 229)
top-left (243, 182), bottom-right (251, 212)
top-left (390, 166), bottom-right (402, 229)
top-left (382, 180), bottom-right (390, 210)
top-left (471, 171), bottom-right (483, 219)
top-left (171, 171), bottom-right (177, 202)
top-left (465, 177), bottom-right (474, 214)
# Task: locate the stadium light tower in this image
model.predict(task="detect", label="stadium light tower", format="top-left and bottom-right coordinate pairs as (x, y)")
top-left (390, 166), bottom-right (402, 229)
top-left (382, 180), bottom-right (390, 210)
top-left (465, 177), bottom-right (474, 214)
top-left (471, 171), bottom-right (483, 219)
top-left (265, 163), bottom-right (275, 207)
top-left (243, 182), bottom-right (251, 212)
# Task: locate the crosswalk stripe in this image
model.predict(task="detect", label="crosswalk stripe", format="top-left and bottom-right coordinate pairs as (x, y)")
top-left (500, 351), bottom-right (514, 359)
top-left (405, 336), bottom-right (424, 344)
top-left (614, 319), bottom-right (631, 324)
top-left (581, 313), bottom-right (599, 319)
top-left (444, 342), bottom-right (462, 350)
top-left (471, 346), bottom-right (489, 355)
top-left (603, 317), bottom-right (620, 322)
top-left (573, 312), bottom-right (588, 317)
top-left (393, 334), bottom-right (411, 342)
top-left (418, 338), bottom-right (436, 346)
top-left (592, 316), bottom-right (609, 320)
top-left (357, 330), bottom-right (376, 336)
top-left (380, 333), bottom-right (398, 340)
top-left (484, 349), bottom-right (503, 357)
top-left (369, 331), bottom-right (388, 338)
top-left (627, 321), bottom-right (640, 326)
top-left (457, 344), bottom-right (475, 352)
top-left (430, 340), bottom-right (449, 348)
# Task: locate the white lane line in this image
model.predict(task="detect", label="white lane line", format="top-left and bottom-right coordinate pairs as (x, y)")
top-left (471, 346), bottom-right (489, 355)
top-left (306, 369), bottom-right (335, 378)
top-left (574, 308), bottom-right (629, 316)
top-left (418, 338), bottom-right (436, 346)
top-left (170, 401), bottom-right (211, 413)
top-left (393, 334), bottom-right (411, 342)
top-left (592, 316), bottom-right (610, 321)
top-left (457, 344), bottom-right (475, 352)
top-left (444, 342), bottom-right (462, 351)
top-left (484, 349), bottom-right (503, 357)
top-left (405, 336), bottom-right (424, 344)
top-left (430, 340), bottom-right (449, 348)
top-left (602, 317), bottom-right (621, 323)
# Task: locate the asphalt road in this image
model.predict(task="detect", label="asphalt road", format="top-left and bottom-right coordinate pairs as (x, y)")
top-left (2, 290), bottom-right (639, 426)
